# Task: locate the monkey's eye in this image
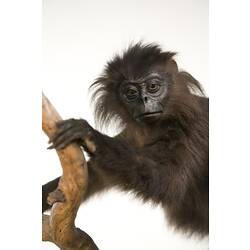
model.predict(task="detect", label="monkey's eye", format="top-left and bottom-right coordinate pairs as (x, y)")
top-left (125, 88), bottom-right (138, 101)
top-left (147, 82), bottom-right (160, 93)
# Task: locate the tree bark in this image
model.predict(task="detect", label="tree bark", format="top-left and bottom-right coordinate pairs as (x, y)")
top-left (42, 93), bottom-right (99, 250)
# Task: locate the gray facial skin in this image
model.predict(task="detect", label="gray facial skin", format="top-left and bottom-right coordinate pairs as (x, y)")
top-left (120, 72), bottom-right (169, 123)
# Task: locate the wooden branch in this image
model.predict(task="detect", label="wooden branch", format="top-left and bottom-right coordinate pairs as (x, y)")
top-left (42, 93), bottom-right (99, 250)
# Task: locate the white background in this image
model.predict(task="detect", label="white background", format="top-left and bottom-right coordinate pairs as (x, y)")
top-left (42, 0), bottom-right (208, 250)
top-left (1, 1), bottom-right (250, 250)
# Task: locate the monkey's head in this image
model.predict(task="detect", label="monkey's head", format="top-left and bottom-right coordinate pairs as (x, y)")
top-left (91, 43), bottom-right (203, 129)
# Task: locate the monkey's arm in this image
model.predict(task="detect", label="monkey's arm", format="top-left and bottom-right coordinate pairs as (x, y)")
top-left (48, 119), bottom-right (167, 201)
top-left (88, 135), bottom-right (165, 202)
top-left (49, 118), bottom-right (160, 173)
top-left (42, 119), bottom-right (125, 212)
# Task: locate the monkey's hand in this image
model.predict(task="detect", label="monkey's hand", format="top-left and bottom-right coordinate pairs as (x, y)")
top-left (48, 118), bottom-right (96, 153)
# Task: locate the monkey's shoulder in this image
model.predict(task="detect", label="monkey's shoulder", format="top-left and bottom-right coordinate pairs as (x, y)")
top-left (193, 94), bottom-right (209, 115)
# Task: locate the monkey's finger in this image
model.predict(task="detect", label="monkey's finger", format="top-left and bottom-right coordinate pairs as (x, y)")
top-left (52, 131), bottom-right (84, 150)
top-left (47, 189), bottom-right (65, 205)
top-left (50, 125), bottom-right (85, 145)
top-left (51, 126), bottom-right (84, 145)
top-left (49, 129), bottom-right (79, 148)
top-left (49, 123), bottom-right (76, 143)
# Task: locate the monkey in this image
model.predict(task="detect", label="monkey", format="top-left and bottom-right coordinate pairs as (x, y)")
top-left (43, 42), bottom-right (209, 237)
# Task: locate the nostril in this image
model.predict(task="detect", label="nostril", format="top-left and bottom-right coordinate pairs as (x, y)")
top-left (143, 96), bottom-right (148, 102)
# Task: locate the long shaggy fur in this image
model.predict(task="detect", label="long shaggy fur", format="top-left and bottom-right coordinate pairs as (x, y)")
top-left (89, 43), bottom-right (208, 236)
top-left (43, 42), bottom-right (209, 238)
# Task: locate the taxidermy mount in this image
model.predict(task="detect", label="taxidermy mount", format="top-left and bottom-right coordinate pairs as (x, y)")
top-left (43, 42), bottom-right (209, 236)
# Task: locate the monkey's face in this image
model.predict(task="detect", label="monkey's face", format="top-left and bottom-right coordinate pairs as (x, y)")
top-left (120, 72), bottom-right (169, 123)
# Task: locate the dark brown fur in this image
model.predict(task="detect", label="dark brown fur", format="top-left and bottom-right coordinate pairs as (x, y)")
top-left (43, 43), bottom-right (209, 237)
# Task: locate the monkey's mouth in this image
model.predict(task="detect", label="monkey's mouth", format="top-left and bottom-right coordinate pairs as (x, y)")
top-left (136, 111), bottom-right (163, 120)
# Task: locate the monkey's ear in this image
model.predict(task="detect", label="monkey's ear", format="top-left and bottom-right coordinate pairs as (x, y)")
top-left (166, 59), bottom-right (178, 75)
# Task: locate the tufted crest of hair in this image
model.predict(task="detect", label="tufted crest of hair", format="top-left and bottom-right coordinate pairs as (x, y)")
top-left (90, 42), bottom-right (204, 129)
